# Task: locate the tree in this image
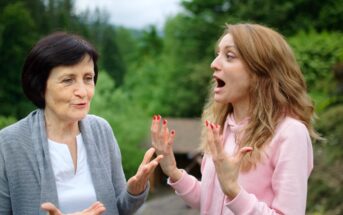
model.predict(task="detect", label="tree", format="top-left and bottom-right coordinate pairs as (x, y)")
top-left (0, 2), bottom-right (37, 117)
top-left (181, 0), bottom-right (343, 35)
top-left (100, 26), bottom-right (126, 86)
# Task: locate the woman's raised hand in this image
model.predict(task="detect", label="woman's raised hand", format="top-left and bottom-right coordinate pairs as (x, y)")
top-left (205, 120), bottom-right (252, 199)
top-left (151, 115), bottom-right (182, 182)
top-left (41, 201), bottom-right (105, 215)
top-left (127, 147), bottom-right (163, 195)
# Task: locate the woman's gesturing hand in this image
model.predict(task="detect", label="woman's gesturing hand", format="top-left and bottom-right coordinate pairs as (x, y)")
top-left (151, 115), bottom-right (182, 182)
top-left (41, 201), bottom-right (106, 215)
top-left (206, 120), bottom-right (252, 199)
top-left (127, 147), bottom-right (163, 195)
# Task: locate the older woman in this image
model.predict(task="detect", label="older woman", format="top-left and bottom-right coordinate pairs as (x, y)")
top-left (0, 32), bottom-right (161, 215)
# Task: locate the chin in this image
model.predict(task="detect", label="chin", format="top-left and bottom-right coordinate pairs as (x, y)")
top-left (214, 96), bottom-right (227, 104)
top-left (72, 111), bottom-right (89, 121)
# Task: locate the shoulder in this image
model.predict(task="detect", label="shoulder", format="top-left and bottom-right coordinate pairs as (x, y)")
top-left (275, 117), bottom-right (309, 140)
top-left (83, 114), bottom-right (112, 130)
top-left (268, 117), bottom-right (313, 176)
top-left (0, 114), bottom-right (35, 159)
top-left (269, 117), bottom-right (312, 160)
top-left (80, 114), bottom-right (116, 144)
top-left (0, 109), bottom-right (44, 139)
top-left (0, 116), bottom-right (30, 144)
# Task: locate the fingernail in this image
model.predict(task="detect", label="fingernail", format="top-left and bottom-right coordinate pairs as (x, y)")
top-left (153, 115), bottom-right (156, 120)
top-left (171, 130), bottom-right (175, 135)
top-left (158, 115), bottom-right (161, 120)
top-left (210, 123), bottom-right (214, 129)
top-left (205, 120), bottom-right (208, 126)
top-left (163, 119), bottom-right (167, 125)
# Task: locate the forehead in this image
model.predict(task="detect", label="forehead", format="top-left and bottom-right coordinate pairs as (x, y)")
top-left (218, 33), bottom-right (235, 48)
top-left (49, 55), bottom-right (94, 76)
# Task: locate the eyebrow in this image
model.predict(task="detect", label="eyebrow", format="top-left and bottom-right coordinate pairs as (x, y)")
top-left (58, 71), bottom-right (95, 78)
top-left (215, 45), bottom-right (236, 53)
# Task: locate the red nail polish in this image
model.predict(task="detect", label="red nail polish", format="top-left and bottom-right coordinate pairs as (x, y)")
top-left (153, 115), bottom-right (156, 120)
top-left (158, 115), bottom-right (161, 120)
top-left (171, 130), bottom-right (175, 135)
top-left (210, 123), bottom-right (213, 129)
top-left (163, 119), bottom-right (167, 125)
top-left (205, 120), bottom-right (208, 126)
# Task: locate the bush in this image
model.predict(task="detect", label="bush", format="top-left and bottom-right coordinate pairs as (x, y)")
top-left (307, 105), bottom-right (343, 214)
top-left (0, 116), bottom-right (17, 129)
top-left (289, 31), bottom-right (343, 94)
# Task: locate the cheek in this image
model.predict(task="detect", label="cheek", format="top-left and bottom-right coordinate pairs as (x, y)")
top-left (88, 87), bottom-right (95, 99)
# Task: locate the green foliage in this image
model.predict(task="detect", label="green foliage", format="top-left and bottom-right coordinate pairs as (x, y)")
top-left (0, 116), bottom-right (17, 129)
top-left (91, 71), bottom-right (149, 178)
top-left (317, 105), bottom-right (343, 158)
top-left (99, 26), bottom-right (126, 86)
top-left (124, 14), bottom-right (217, 117)
top-left (289, 31), bottom-right (343, 94)
top-left (136, 26), bottom-right (163, 58)
top-left (0, 2), bottom-right (37, 117)
top-left (307, 105), bottom-right (343, 214)
top-left (115, 27), bottom-right (140, 65)
top-left (84, 11), bottom-right (127, 86)
top-left (181, 0), bottom-right (343, 35)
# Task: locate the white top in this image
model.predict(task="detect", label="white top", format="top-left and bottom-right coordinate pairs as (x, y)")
top-left (48, 134), bottom-right (97, 213)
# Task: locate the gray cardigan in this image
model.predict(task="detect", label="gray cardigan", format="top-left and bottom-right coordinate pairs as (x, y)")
top-left (0, 109), bottom-right (148, 215)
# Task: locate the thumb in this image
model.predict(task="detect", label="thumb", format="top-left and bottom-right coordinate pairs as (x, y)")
top-left (236, 146), bottom-right (253, 162)
top-left (41, 202), bottom-right (61, 215)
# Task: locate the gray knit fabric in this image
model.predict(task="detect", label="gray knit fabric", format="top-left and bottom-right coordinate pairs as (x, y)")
top-left (0, 109), bottom-right (148, 215)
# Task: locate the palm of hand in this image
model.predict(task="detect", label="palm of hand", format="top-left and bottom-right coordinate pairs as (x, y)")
top-left (150, 115), bottom-right (177, 176)
top-left (206, 121), bottom-right (252, 198)
top-left (41, 201), bottom-right (105, 215)
top-left (127, 148), bottom-right (163, 195)
top-left (212, 151), bottom-right (241, 195)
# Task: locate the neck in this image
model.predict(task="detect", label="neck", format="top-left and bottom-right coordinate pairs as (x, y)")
top-left (232, 99), bottom-right (250, 123)
top-left (44, 110), bottom-right (80, 142)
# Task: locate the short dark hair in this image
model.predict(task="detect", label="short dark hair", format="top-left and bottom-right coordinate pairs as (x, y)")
top-left (22, 32), bottom-right (99, 108)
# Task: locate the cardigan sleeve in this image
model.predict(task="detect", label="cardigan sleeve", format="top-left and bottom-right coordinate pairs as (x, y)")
top-left (225, 119), bottom-right (313, 215)
top-left (0, 134), bottom-right (12, 215)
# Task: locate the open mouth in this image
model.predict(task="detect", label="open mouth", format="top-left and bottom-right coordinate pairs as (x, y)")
top-left (214, 76), bottom-right (226, 88)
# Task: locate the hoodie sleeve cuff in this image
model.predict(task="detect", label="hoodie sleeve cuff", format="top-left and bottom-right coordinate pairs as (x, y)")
top-left (167, 169), bottom-right (197, 195)
top-left (225, 187), bottom-right (256, 214)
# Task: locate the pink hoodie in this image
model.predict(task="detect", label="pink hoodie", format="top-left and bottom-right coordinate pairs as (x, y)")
top-left (168, 115), bottom-right (313, 215)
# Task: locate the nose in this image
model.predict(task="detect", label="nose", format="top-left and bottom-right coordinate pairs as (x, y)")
top-left (74, 81), bottom-right (87, 98)
top-left (210, 55), bottom-right (220, 72)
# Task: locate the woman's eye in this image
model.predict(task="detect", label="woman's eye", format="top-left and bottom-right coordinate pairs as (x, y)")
top-left (226, 53), bottom-right (235, 60)
top-left (85, 76), bottom-right (94, 83)
top-left (62, 79), bottom-right (73, 84)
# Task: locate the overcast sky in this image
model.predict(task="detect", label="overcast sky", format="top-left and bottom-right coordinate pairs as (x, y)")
top-left (74, 0), bottom-right (183, 29)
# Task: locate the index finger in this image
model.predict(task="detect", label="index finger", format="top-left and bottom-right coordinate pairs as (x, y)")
top-left (206, 122), bottom-right (216, 156)
top-left (141, 147), bottom-right (156, 165)
top-left (212, 124), bottom-right (223, 152)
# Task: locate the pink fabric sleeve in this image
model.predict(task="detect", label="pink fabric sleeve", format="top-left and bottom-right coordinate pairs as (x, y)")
top-left (225, 120), bottom-right (313, 215)
top-left (167, 170), bottom-right (201, 209)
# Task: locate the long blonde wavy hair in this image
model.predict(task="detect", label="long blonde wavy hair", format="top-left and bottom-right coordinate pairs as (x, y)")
top-left (200, 23), bottom-right (321, 171)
